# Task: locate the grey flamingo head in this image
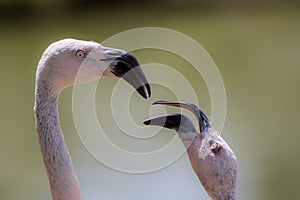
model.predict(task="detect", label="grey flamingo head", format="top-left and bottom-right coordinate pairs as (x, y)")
top-left (36, 38), bottom-right (150, 98)
top-left (143, 101), bottom-right (238, 200)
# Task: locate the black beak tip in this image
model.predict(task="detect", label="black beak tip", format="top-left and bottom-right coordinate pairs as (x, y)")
top-left (136, 83), bottom-right (151, 99)
top-left (146, 84), bottom-right (151, 98)
top-left (143, 119), bottom-right (151, 125)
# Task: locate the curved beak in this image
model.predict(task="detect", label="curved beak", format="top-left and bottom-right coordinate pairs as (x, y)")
top-left (109, 52), bottom-right (151, 99)
top-left (152, 101), bottom-right (211, 137)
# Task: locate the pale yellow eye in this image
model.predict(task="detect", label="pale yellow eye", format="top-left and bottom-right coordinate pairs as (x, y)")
top-left (75, 50), bottom-right (85, 58)
top-left (209, 140), bottom-right (222, 154)
top-left (210, 142), bottom-right (218, 149)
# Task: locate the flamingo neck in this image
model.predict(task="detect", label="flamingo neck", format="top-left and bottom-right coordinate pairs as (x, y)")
top-left (186, 140), bottom-right (237, 200)
top-left (34, 79), bottom-right (82, 200)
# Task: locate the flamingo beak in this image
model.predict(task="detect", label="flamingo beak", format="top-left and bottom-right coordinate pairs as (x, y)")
top-left (143, 114), bottom-right (196, 133)
top-left (143, 114), bottom-right (183, 131)
top-left (151, 101), bottom-right (212, 138)
top-left (109, 52), bottom-right (151, 99)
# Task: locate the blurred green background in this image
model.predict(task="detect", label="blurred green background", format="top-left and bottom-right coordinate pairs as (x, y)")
top-left (0, 0), bottom-right (300, 199)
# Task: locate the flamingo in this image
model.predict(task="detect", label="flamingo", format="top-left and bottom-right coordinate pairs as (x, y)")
top-left (143, 101), bottom-right (238, 200)
top-left (34, 39), bottom-right (151, 200)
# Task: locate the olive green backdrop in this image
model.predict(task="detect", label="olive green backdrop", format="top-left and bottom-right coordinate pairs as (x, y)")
top-left (0, 1), bottom-right (299, 199)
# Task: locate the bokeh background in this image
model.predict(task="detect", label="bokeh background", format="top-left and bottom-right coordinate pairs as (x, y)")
top-left (1, 0), bottom-right (300, 199)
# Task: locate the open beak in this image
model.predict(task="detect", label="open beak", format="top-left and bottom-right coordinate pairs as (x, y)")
top-left (150, 101), bottom-right (211, 138)
top-left (109, 52), bottom-right (151, 99)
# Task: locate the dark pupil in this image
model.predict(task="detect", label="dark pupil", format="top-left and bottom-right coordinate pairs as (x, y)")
top-left (212, 143), bottom-right (222, 154)
top-left (77, 51), bottom-right (84, 57)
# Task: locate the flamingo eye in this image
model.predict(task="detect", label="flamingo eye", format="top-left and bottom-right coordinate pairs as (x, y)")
top-left (209, 140), bottom-right (222, 154)
top-left (211, 142), bottom-right (217, 149)
top-left (75, 50), bottom-right (86, 58)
